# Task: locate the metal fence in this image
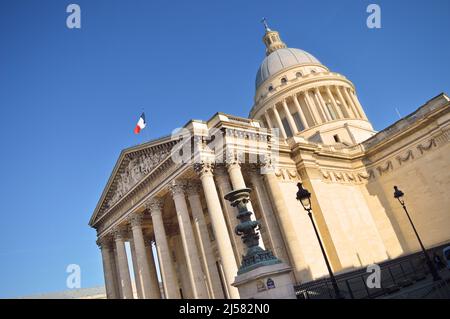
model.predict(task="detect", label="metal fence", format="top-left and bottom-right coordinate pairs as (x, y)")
top-left (294, 244), bottom-right (449, 299)
top-left (379, 279), bottom-right (450, 299)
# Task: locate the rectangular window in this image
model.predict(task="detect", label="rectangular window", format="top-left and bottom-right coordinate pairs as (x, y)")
top-left (333, 134), bottom-right (341, 143)
top-left (281, 117), bottom-right (293, 137)
top-left (293, 112), bottom-right (305, 131)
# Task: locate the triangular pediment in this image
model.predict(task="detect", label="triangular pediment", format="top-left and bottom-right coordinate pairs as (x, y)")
top-left (89, 136), bottom-right (177, 227)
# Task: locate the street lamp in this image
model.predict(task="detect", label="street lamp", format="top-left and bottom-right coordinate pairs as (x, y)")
top-left (393, 186), bottom-right (441, 281)
top-left (296, 183), bottom-right (344, 299)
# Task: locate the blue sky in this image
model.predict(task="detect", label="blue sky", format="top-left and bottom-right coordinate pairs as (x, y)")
top-left (0, 0), bottom-right (449, 298)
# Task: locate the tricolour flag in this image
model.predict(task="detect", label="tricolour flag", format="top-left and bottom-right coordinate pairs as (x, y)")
top-left (134, 112), bottom-right (146, 134)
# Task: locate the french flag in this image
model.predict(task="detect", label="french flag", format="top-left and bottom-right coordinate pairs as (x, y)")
top-left (134, 112), bottom-right (146, 134)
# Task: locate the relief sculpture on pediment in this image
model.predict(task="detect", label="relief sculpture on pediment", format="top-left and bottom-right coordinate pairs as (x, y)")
top-left (106, 149), bottom-right (171, 208)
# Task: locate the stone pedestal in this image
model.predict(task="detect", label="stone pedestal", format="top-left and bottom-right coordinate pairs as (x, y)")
top-left (233, 262), bottom-right (296, 299)
top-left (224, 187), bottom-right (296, 300)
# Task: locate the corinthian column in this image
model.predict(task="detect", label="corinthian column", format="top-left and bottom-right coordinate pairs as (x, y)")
top-left (264, 111), bottom-right (274, 129)
top-left (214, 165), bottom-right (245, 261)
top-left (303, 90), bottom-right (321, 125)
top-left (325, 86), bottom-right (343, 119)
top-left (334, 85), bottom-right (351, 118)
top-left (292, 94), bottom-right (309, 129)
top-left (113, 228), bottom-right (134, 299)
top-left (342, 86), bottom-right (360, 119)
top-left (97, 237), bottom-right (119, 299)
top-left (314, 88), bottom-right (331, 121)
top-left (272, 106), bottom-right (288, 139)
top-left (146, 198), bottom-right (181, 299)
top-left (249, 167), bottom-right (289, 263)
top-left (282, 99), bottom-right (298, 135)
top-left (129, 213), bottom-right (158, 299)
top-left (144, 240), bottom-right (162, 299)
top-left (194, 161), bottom-right (240, 299)
top-left (169, 181), bottom-right (209, 299)
top-left (129, 237), bottom-right (142, 298)
top-left (348, 88), bottom-right (368, 120)
top-left (186, 182), bottom-right (225, 299)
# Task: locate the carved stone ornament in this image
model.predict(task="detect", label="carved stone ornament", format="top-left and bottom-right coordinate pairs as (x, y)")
top-left (417, 138), bottom-right (436, 155)
top-left (106, 150), bottom-right (171, 208)
top-left (145, 198), bottom-right (163, 213)
top-left (320, 170), bottom-right (332, 181)
top-left (128, 213), bottom-right (144, 228)
top-left (357, 170), bottom-right (374, 181)
top-left (396, 150), bottom-right (414, 165)
top-left (376, 161), bottom-right (393, 176)
top-left (194, 161), bottom-right (215, 177)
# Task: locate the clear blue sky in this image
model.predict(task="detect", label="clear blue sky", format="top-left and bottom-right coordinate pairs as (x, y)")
top-left (0, 0), bottom-right (449, 298)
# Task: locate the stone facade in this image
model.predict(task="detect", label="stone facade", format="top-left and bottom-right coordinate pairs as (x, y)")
top-left (89, 25), bottom-right (450, 299)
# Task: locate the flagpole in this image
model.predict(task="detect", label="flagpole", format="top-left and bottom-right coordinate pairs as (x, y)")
top-left (142, 107), bottom-right (151, 143)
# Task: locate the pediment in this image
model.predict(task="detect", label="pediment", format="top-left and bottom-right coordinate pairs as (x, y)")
top-left (89, 136), bottom-right (177, 227)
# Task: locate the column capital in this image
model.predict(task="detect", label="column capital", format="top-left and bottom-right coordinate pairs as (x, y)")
top-left (168, 180), bottom-right (187, 197)
top-left (96, 236), bottom-right (114, 250)
top-left (145, 198), bottom-right (164, 215)
top-left (194, 160), bottom-right (215, 178)
top-left (112, 226), bottom-right (128, 240)
top-left (226, 159), bottom-right (241, 170)
top-left (128, 212), bottom-right (144, 228)
top-left (289, 93), bottom-right (298, 100)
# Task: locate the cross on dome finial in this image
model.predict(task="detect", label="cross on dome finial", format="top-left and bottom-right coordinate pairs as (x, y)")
top-left (260, 19), bottom-right (287, 56)
top-left (261, 17), bottom-right (271, 32)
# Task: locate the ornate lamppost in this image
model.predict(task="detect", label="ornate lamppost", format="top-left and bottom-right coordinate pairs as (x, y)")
top-left (296, 183), bottom-right (344, 299)
top-left (393, 186), bottom-right (441, 281)
top-left (224, 188), bottom-right (281, 274)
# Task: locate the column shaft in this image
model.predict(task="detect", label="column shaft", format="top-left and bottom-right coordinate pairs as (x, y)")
top-left (144, 241), bottom-right (162, 299)
top-left (325, 86), bottom-right (343, 119)
top-left (272, 106), bottom-right (288, 138)
top-left (187, 188), bottom-right (225, 299)
top-left (348, 88), bottom-right (368, 120)
top-left (282, 99), bottom-right (298, 134)
top-left (264, 111), bottom-right (274, 128)
top-left (304, 90), bottom-right (321, 125)
top-left (292, 94), bottom-right (309, 129)
top-left (334, 86), bottom-right (351, 118)
top-left (170, 183), bottom-right (209, 299)
top-left (215, 167), bottom-right (246, 263)
top-left (148, 200), bottom-right (181, 299)
top-left (342, 86), bottom-right (360, 118)
top-left (129, 238), bottom-right (143, 298)
top-left (315, 88), bottom-right (332, 121)
top-left (114, 232), bottom-right (134, 299)
top-left (99, 240), bottom-right (119, 299)
top-left (113, 246), bottom-right (123, 297)
top-left (249, 170), bottom-right (289, 263)
top-left (130, 215), bottom-right (160, 299)
top-left (196, 163), bottom-right (240, 299)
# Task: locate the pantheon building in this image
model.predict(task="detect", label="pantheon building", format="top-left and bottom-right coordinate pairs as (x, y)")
top-left (89, 25), bottom-right (450, 299)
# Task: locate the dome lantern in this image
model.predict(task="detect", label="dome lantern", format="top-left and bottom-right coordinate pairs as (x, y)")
top-left (261, 18), bottom-right (287, 56)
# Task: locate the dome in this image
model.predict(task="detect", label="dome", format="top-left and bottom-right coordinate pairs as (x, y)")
top-left (255, 48), bottom-right (321, 89)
